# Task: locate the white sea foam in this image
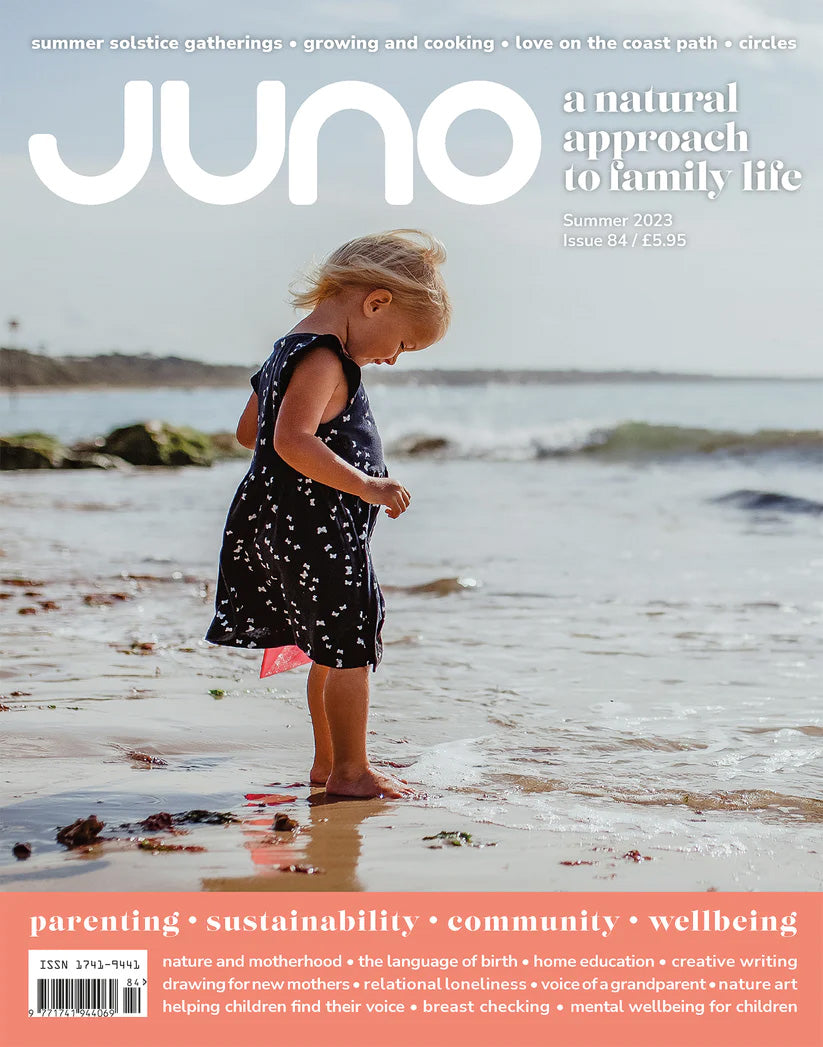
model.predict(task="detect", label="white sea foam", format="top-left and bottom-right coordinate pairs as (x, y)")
top-left (410, 737), bottom-right (489, 788)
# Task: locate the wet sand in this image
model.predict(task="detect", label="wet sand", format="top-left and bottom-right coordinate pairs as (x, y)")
top-left (1, 667), bottom-right (818, 894)
top-left (2, 456), bottom-right (821, 894)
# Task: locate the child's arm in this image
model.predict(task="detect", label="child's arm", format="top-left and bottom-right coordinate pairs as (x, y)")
top-left (274, 347), bottom-right (411, 518)
top-left (235, 394), bottom-right (258, 448)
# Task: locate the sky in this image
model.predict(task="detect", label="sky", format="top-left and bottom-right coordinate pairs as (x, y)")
top-left (1, 0), bottom-right (822, 375)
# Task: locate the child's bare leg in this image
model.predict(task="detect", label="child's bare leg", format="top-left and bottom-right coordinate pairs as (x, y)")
top-left (323, 666), bottom-right (414, 799)
top-left (307, 662), bottom-right (333, 784)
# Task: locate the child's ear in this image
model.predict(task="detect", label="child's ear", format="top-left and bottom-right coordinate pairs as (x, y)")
top-left (364, 288), bottom-right (393, 313)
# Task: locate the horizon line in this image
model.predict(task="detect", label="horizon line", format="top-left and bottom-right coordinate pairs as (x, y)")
top-left (2, 346), bottom-right (822, 382)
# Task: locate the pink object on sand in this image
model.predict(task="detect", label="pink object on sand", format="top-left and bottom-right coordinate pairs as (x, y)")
top-left (244, 793), bottom-right (298, 805)
top-left (260, 645), bottom-right (311, 678)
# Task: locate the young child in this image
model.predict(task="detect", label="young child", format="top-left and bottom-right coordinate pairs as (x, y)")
top-left (205, 229), bottom-right (450, 799)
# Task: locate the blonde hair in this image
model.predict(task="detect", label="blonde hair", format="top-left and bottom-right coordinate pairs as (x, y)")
top-left (291, 229), bottom-right (451, 337)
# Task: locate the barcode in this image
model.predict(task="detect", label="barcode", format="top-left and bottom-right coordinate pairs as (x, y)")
top-left (36, 977), bottom-right (119, 1013)
top-left (123, 986), bottom-right (142, 1014)
top-left (29, 950), bottom-right (148, 1018)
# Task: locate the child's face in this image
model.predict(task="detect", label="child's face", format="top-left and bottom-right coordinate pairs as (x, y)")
top-left (346, 290), bottom-right (440, 367)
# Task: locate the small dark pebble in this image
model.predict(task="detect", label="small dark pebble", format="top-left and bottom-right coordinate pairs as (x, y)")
top-left (272, 813), bottom-right (299, 831)
top-left (18, 607), bottom-right (37, 615)
top-left (126, 750), bottom-right (167, 767)
top-left (9, 691), bottom-right (31, 697)
top-left (560, 860), bottom-right (595, 866)
top-left (13, 843), bottom-right (32, 860)
top-left (56, 816), bottom-right (105, 848)
top-left (622, 849), bottom-right (653, 862)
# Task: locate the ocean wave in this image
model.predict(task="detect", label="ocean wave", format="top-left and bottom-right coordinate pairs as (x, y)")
top-left (386, 421), bottom-right (823, 463)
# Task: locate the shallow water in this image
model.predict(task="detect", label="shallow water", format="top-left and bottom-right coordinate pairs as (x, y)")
top-left (1, 382), bottom-right (821, 891)
top-left (3, 378), bottom-right (823, 447)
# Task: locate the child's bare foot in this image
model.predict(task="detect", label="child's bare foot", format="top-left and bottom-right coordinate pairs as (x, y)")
top-left (326, 767), bottom-right (416, 799)
top-left (310, 762), bottom-right (332, 785)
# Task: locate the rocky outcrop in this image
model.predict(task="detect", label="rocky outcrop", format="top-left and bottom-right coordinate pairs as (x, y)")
top-left (0, 432), bottom-right (64, 469)
top-left (0, 423), bottom-right (245, 469)
top-left (390, 434), bottom-right (452, 456)
top-left (103, 422), bottom-right (215, 467)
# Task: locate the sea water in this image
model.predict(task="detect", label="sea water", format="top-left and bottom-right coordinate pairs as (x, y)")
top-left (1, 379), bottom-right (821, 884)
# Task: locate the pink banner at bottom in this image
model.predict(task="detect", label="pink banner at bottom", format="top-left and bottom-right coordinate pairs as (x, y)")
top-left (0, 892), bottom-right (820, 1047)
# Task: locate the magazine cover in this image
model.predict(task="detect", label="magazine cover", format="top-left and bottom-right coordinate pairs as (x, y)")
top-left (1, 1), bottom-right (820, 1044)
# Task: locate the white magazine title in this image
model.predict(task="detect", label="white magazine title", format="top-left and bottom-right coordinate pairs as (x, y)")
top-left (28, 80), bottom-right (803, 205)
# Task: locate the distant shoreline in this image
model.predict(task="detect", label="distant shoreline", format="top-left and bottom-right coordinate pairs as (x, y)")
top-left (2, 347), bottom-right (821, 389)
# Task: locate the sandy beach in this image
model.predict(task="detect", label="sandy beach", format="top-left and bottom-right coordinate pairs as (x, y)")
top-left (8, 660), bottom-right (810, 895)
top-left (1, 382), bottom-right (822, 894)
top-left (2, 639), bottom-right (820, 893)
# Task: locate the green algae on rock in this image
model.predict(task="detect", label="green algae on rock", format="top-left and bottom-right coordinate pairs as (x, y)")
top-left (0, 432), bottom-right (65, 469)
top-left (103, 421), bottom-right (216, 467)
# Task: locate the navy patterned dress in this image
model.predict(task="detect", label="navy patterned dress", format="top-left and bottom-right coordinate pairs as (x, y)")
top-left (204, 332), bottom-right (388, 670)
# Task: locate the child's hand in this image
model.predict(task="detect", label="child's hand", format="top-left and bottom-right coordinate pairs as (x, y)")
top-left (362, 476), bottom-right (411, 518)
